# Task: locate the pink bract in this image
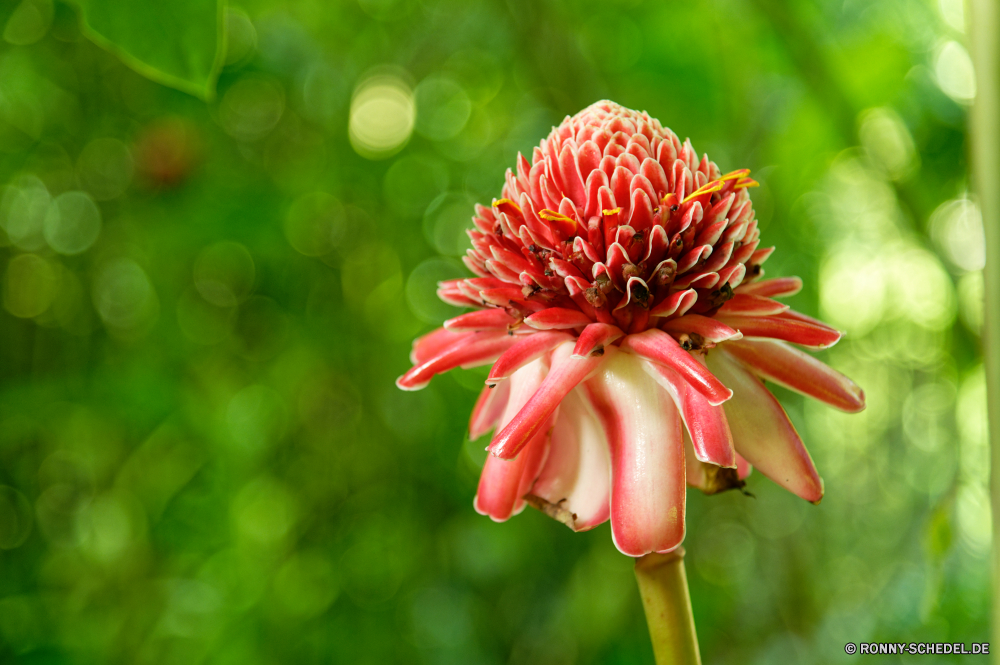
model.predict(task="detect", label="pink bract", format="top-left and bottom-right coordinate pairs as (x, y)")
top-left (397, 101), bottom-right (865, 557)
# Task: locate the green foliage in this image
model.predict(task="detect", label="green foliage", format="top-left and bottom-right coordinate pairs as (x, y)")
top-left (75, 0), bottom-right (225, 99)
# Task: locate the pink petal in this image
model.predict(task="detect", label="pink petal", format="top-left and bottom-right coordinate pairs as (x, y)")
top-left (714, 314), bottom-right (842, 349)
top-left (530, 387), bottom-right (611, 531)
top-left (619, 329), bottom-right (733, 405)
top-left (661, 314), bottom-right (743, 344)
top-left (642, 360), bottom-right (735, 467)
top-left (490, 341), bottom-right (606, 459)
top-left (583, 349), bottom-right (686, 556)
top-left (723, 339), bottom-right (866, 413)
top-left (398, 331), bottom-right (516, 391)
top-left (410, 327), bottom-right (472, 365)
top-left (445, 309), bottom-right (520, 332)
top-left (573, 322), bottom-right (625, 356)
top-left (469, 380), bottom-right (512, 439)
top-left (649, 289), bottom-right (698, 318)
top-left (524, 307), bottom-right (593, 330)
top-left (487, 331), bottom-right (574, 383)
top-left (717, 293), bottom-right (789, 317)
top-left (706, 350), bottom-right (823, 502)
top-left (437, 286), bottom-right (480, 308)
top-left (735, 453), bottom-right (753, 479)
top-left (475, 358), bottom-right (553, 521)
top-left (735, 276), bottom-right (803, 298)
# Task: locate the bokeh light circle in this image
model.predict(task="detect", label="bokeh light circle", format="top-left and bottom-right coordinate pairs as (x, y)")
top-left (43, 191), bottom-right (101, 255)
top-left (349, 73), bottom-right (415, 159)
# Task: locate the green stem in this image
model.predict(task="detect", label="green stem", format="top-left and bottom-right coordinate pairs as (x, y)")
top-left (634, 548), bottom-right (702, 665)
top-left (969, 2), bottom-right (1000, 662)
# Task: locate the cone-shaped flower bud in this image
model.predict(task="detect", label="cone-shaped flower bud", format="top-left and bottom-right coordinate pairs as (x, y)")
top-left (397, 101), bottom-right (865, 556)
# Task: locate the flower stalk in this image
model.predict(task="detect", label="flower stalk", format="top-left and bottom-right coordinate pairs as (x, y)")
top-left (968, 1), bottom-right (1000, 660)
top-left (634, 548), bottom-right (702, 665)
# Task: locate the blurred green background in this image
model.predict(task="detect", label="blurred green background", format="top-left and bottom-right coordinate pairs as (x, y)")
top-left (0, 0), bottom-right (990, 663)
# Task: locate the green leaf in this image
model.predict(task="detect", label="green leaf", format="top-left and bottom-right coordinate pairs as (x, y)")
top-left (75, 0), bottom-right (226, 100)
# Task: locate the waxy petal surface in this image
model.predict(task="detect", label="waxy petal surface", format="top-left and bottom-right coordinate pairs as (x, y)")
top-left (725, 339), bottom-right (865, 413)
top-left (530, 388), bottom-right (611, 531)
top-left (706, 350), bottom-right (823, 502)
top-left (584, 350), bottom-right (686, 556)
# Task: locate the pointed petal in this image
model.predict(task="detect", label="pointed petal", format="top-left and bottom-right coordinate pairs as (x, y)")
top-left (619, 329), bottom-right (733, 405)
top-left (573, 322), bottom-right (625, 357)
top-left (490, 341), bottom-right (606, 459)
top-left (649, 289), bottom-right (698, 318)
top-left (583, 349), bottom-right (685, 556)
top-left (524, 307), bottom-right (594, 330)
top-left (487, 331), bottom-right (574, 383)
top-left (642, 360), bottom-right (735, 467)
top-left (706, 350), bottom-right (823, 502)
top-left (715, 314), bottom-right (842, 349)
top-left (661, 314), bottom-right (743, 344)
top-left (410, 327), bottom-right (472, 365)
top-left (717, 294), bottom-right (789, 317)
top-left (530, 387), bottom-right (611, 531)
top-left (398, 331), bottom-right (516, 391)
top-left (469, 380), bottom-right (512, 439)
top-left (723, 339), bottom-right (866, 413)
top-left (475, 358), bottom-right (553, 521)
top-left (735, 276), bottom-right (803, 298)
top-left (445, 309), bottom-right (520, 332)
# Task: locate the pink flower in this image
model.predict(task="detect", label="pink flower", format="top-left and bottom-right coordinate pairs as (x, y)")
top-left (397, 101), bottom-right (865, 557)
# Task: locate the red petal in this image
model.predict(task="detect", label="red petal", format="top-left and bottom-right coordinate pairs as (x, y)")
top-left (524, 308), bottom-right (593, 330)
top-left (487, 331), bottom-right (574, 383)
top-left (475, 358), bottom-right (553, 521)
top-left (490, 341), bottom-right (605, 459)
top-left (723, 339), bottom-right (866, 413)
top-left (735, 276), bottom-right (803, 298)
top-left (444, 309), bottom-right (520, 332)
top-left (620, 329), bottom-right (733, 405)
top-left (642, 360), bottom-right (735, 467)
top-left (410, 327), bottom-right (472, 365)
top-left (715, 314), bottom-right (842, 349)
top-left (469, 380), bottom-right (511, 440)
top-left (530, 388), bottom-right (611, 531)
top-left (397, 331), bottom-right (516, 391)
top-left (717, 294), bottom-right (789, 317)
top-left (661, 314), bottom-right (743, 344)
top-left (573, 322), bottom-right (625, 356)
top-left (706, 350), bottom-right (823, 502)
top-left (583, 349), bottom-right (686, 556)
top-left (649, 289), bottom-right (698, 318)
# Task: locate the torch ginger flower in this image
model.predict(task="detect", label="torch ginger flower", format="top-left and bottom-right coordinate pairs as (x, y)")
top-left (397, 101), bottom-right (865, 557)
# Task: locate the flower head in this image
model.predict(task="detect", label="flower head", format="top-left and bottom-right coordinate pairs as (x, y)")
top-left (397, 101), bottom-right (865, 557)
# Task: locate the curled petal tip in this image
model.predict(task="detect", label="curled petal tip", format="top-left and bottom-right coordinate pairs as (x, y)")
top-left (707, 388), bottom-right (734, 407)
top-left (394, 375), bottom-right (424, 391)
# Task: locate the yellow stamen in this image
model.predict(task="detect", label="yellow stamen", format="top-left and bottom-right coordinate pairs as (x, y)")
top-left (681, 180), bottom-right (724, 203)
top-left (719, 169), bottom-right (751, 182)
top-left (602, 207), bottom-right (622, 216)
top-left (734, 178), bottom-right (759, 189)
top-left (539, 209), bottom-right (578, 233)
top-left (492, 198), bottom-right (522, 213)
